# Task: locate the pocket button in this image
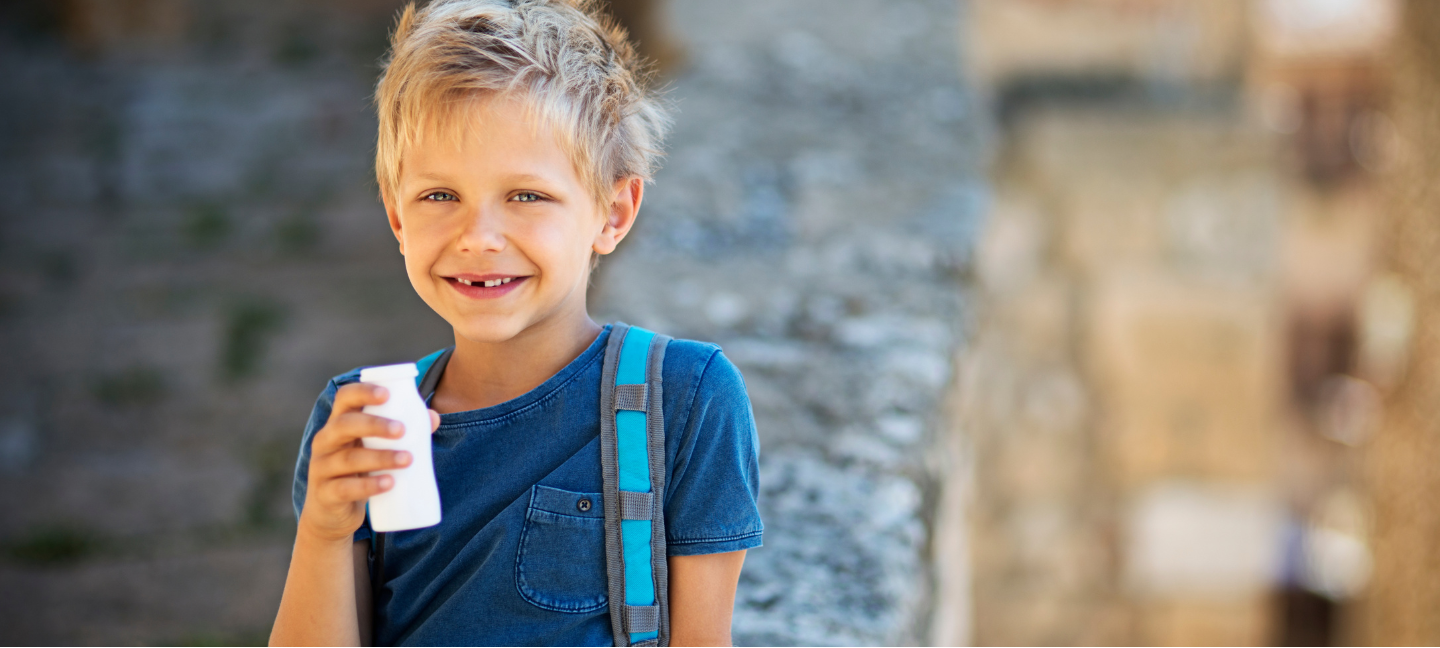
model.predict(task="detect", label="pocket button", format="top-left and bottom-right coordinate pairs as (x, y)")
top-left (577, 498), bottom-right (592, 512)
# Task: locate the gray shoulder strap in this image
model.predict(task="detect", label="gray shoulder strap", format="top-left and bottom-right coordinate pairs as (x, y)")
top-left (417, 346), bottom-right (453, 403)
top-left (600, 322), bottom-right (672, 647)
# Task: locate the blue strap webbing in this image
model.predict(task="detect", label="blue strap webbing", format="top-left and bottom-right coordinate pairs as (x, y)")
top-left (414, 347), bottom-right (448, 389)
top-left (615, 326), bottom-right (659, 644)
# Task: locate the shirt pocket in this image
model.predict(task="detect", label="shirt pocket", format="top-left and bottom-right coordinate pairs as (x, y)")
top-left (515, 484), bottom-right (608, 613)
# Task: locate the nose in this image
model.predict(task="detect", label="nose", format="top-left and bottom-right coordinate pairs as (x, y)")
top-left (456, 203), bottom-right (506, 253)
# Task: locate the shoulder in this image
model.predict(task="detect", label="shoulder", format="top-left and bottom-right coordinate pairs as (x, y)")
top-left (659, 338), bottom-right (746, 401)
top-left (303, 367), bottom-right (364, 428)
top-left (654, 337), bottom-right (752, 446)
top-left (330, 367), bottom-right (364, 388)
top-left (317, 366), bottom-right (365, 396)
top-left (659, 338), bottom-right (721, 377)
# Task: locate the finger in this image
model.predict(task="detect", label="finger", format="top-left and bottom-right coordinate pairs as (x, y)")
top-left (430, 409), bottom-right (440, 433)
top-left (317, 447), bottom-right (411, 480)
top-left (325, 446), bottom-right (412, 476)
top-left (318, 474), bottom-right (394, 505)
top-left (315, 412), bottom-right (403, 453)
top-left (332, 382), bottom-right (389, 417)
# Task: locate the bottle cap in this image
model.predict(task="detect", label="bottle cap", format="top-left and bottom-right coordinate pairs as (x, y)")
top-left (360, 363), bottom-right (419, 383)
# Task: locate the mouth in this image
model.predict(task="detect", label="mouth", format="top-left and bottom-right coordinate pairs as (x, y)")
top-left (456, 277), bottom-right (514, 288)
top-left (444, 274), bottom-right (529, 299)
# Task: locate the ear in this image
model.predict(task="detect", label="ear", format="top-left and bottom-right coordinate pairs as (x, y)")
top-left (382, 189), bottom-right (406, 255)
top-left (592, 176), bottom-right (644, 256)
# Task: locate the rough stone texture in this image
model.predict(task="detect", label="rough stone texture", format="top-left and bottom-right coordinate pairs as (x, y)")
top-left (0, 1), bottom-right (447, 643)
top-left (591, 2), bottom-right (984, 644)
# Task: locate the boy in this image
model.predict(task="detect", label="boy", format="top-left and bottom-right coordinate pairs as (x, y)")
top-left (268, 1), bottom-right (763, 645)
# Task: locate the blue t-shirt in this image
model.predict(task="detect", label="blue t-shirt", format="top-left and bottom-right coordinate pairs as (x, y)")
top-left (292, 326), bottom-right (763, 646)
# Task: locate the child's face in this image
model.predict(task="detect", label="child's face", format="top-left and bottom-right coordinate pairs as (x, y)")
top-left (384, 94), bottom-right (639, 344)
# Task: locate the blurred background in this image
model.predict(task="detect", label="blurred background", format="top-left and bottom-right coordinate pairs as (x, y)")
top-left (0, 0), bottom-right (1435, 645)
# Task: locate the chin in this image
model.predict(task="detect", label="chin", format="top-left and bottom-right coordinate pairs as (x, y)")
top-left (450, 314), bottom-right (530, 344)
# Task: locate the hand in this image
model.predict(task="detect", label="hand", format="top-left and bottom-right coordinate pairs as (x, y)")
top-left (298, 383), bottom-right (441, 543)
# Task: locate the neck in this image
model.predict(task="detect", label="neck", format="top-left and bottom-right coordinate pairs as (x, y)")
top-left (432, 312), bottom-right (603, 413)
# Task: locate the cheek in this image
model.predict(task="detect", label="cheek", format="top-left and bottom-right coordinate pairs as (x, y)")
top-left (398, 217), bottom-right (450, 285)
top-left (518, 211), bottom-right (598, 275)
top-left (401, 244), bottom-right (438, 302)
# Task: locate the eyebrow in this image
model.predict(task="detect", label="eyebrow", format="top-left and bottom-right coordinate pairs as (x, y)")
top-left (503, 173), bottom-right (553, 184)
top-left (408, 172), bottom-right (555, 185)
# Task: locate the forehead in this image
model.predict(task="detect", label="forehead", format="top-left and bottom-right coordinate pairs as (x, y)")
top-left (401, 93), bottom-right (579, 185)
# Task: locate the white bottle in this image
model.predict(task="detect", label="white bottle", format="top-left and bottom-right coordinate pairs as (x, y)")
top-left (359, 363), bottom-right (442, 532)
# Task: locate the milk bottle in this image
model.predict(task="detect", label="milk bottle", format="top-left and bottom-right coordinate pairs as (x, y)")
top-left (359, 363), bottom-right (442, 532)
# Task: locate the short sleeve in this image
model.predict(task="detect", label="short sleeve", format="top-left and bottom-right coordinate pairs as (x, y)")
top-left (292, 374), bottom-right (373, 544)
top-left (662, 349), bottom-right (764, 556)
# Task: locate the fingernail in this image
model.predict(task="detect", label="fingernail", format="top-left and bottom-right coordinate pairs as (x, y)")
top-left (396, 451), bottom-right (411, 466)
top-left (389, 421), bottom-right (403, 436)
top-left (375, 386), bottom-right (389, 400)
top-left (378, 475), bottom-right (393, 488)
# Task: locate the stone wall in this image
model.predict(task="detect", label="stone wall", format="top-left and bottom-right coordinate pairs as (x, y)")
top-left (592, 2), bottom-right (983, 643)
top-left (0, 1), bottom-right (441, 643)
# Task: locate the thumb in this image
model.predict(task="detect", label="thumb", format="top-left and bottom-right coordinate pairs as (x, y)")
top-left (429, 409), bottom-right (440, 433)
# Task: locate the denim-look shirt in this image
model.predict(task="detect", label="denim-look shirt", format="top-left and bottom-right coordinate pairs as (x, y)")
top-left (292, 326), bottom-right (763, 646)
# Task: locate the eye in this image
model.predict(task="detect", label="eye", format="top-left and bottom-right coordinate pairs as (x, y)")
top-left (511, 191), bottom-right (544, 203)
top-left (423, 191), bottom-right (457, 202)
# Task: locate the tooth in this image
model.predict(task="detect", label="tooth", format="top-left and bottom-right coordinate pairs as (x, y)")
top-left (459, 278), bottom-right (472, 285)
top-left (501, 278), bottom-right (512, 284)
top-left (486, 279), bottom-right (499, 287)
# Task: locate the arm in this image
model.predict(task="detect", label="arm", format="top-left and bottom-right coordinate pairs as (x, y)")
top-left (667, 550), bottom-right (747, 647)
top-left (663, 349), bottom-right (761, 646)
top-left (270, 383), bottom-right (437, 647)
top-left (269, 529), bottom-right (369, 646)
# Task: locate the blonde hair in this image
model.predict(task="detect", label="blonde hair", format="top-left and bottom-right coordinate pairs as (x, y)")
top-left (375, 0), bottom-right (670, 206)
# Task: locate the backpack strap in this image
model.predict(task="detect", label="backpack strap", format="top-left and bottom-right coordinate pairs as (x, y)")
top-left (370, 347), bottom-right (453, 614)
top-left (415, 346), bottom-right (454, 404)
top-left (601, 323), bottom-right (671, 647)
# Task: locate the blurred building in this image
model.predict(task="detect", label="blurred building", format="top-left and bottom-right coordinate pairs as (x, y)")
top-left (945, 0), bottom-right (1399, 644)
top-left (1358, 2), bottom-right (1440, 645)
